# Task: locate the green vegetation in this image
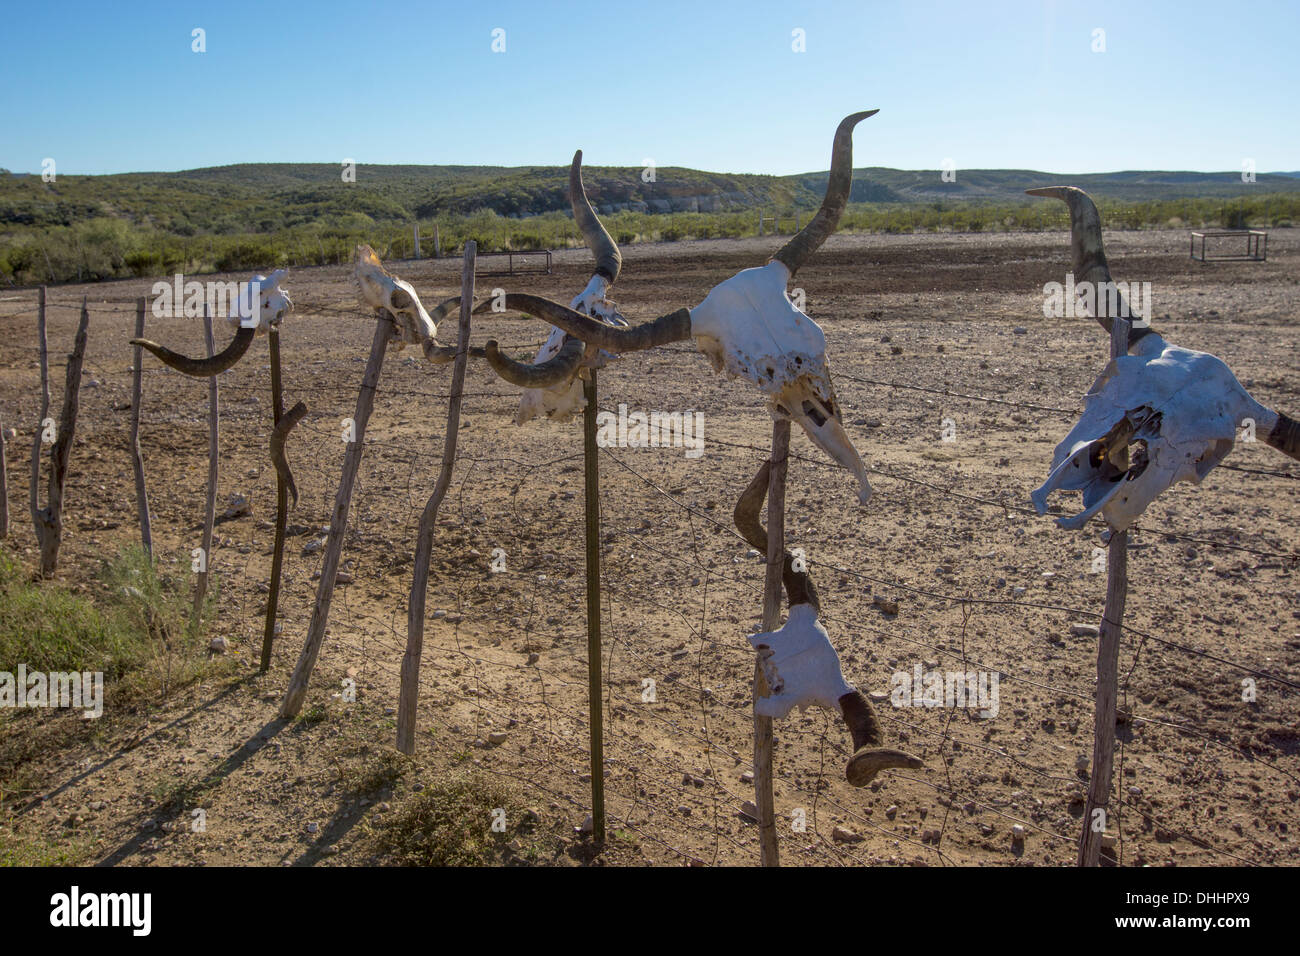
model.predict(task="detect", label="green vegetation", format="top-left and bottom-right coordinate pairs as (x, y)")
top-left (0, 545), bottom-right (205, 679)
top-left (0, 545), bottom-right (223, 811)
top-left (1, 163), bottom-right (1296, 286)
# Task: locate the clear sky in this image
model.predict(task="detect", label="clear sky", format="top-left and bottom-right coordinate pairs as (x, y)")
top-left (2, 0), bottom-right (1295, 176)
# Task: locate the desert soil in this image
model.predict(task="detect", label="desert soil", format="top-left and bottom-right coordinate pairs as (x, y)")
top-left (0, 227), bottom-right (1296, 866)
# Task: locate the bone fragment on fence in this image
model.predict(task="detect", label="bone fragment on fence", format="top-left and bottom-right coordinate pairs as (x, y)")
top-left (734, 459), bottom-right (923, 787)
top-left (1028, 186), bottom-right (1300, 531)
top-left (477, 112), bottom-right (879, 503)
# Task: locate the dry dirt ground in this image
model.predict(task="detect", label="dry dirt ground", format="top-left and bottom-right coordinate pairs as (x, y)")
top-left (0, 228), bottom-right (1297, 867)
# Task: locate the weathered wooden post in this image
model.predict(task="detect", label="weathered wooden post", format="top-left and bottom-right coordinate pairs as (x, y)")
top-left (754, 419), bottom-right (790, 867)
top-left (260, 325), bottom-right (294, 672)
top-left (191, 308), bottom-right (218, 633)
top-left (281, 304), bottom-right (392, 718)
top-left (0, 412), bottom-right (9, 540)
top-left (397, 241), bottom-right (475, 754)
top-left (131, 297), bottom-right (153, 559)
top-left (583, 369), bottom-right (606, 844)
top-left (413, 224), bottom-right (421, 260)
top-left (1078, 314), bottom-right (1132, 867)
top-left (30, 291), bottom-right (89, 577)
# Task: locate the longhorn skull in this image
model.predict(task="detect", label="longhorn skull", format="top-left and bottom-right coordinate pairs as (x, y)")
top-left (735, 460), bottom-right (922, 786)
top-left (478, 150), bottom-right (632, 424)
top-left (1028, 186), bottom-right (1300, 530)
top-left (476, 111), bottom-right (879, 504)
top-left (131, 270), bottom-right (293, 377)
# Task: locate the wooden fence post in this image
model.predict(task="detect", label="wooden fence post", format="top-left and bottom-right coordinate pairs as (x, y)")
top-left (1078, 315), bottom-right (1132, 867)
top-left (583, 369), bottom-right (606, 844)
top-left (260, 326), bottom-right (291, 672)
top-left (397, 241), bottom-right (475, 754)
top-left (755, 419), bottom-right (790, 867)
top-left (0, 407), bottom-right (9, 539)
top-left (191, 307), bottom-right (218, 633)
top-left (281, 312), bottom-right (392, 718)
top-left (30, 291), bottom-right (89, 577)
top-left (131, 297), bottom-right (153, 559)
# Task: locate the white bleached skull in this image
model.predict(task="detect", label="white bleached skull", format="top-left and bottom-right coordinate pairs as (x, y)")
top-left (482, 113), bottom-right (879, 504)
top-left (690, 260), bottom-right (871, 504)
top-left (748, 603), bottom-right (856, 719)
top-left (354, 245), bottom-right (435, 348)
top-left (516, 274), bottom-right (629, 425)
top-left (1032, 332), bottom-right (1274, 531)
top-left (225, 269), bottom-right (292, 336)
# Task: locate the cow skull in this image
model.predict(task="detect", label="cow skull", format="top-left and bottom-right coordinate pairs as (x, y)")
top-left (477, 151), bottom-right (631, 424)
top-left (354, 245), bottom-right (436, 347)
top-left (225, 269), bottom-right (293, 336)
top-left (478, 112), bottom-right (878, 504)
top-left (132, 270), bottom-right (293, 377)
top-left (1028, 187), bottom-right (1300, 530)
top-left (735, 461), bottom-right (922, 786)
top-left (749, 603), bottom-right (856, 717)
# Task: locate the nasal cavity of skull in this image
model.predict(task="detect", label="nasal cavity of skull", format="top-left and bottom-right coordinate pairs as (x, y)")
top-left (801, 400), bottom-right (827, 427)
top-left (1127, 440), bottom-right (1150, 479)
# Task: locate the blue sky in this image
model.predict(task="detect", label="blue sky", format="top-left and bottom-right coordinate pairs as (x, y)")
top-left (2, 0), bottom-right (1295, 176)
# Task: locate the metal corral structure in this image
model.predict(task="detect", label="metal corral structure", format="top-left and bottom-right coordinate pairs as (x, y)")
top-left (1190, 229), bottom-right (1267, 261)
top-left (473, 249), bottom-right (553, 276)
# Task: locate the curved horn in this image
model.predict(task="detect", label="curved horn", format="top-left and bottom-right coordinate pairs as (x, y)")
top-left (484, 337), bottom-right (585, 388)
top-left (734, 459), bottom-right (818, 610)
top-left (475, 293), bottom-right (690, 353)
top-left (420, 296), bottom-right (491, 364)
top-left (1266, 412), bottom-right (1300, 462)
top-left (131, 326), bottom-right (255, 377)
top-left (1025, 185), bottom-right (1156, 345)
top-left (570, 150), bottom-right (621, 285)
top-left (423, 343), bottom-right (489, 364)
top-left (428, 296), bottom-right (466, 325)
top-left (269, 400), bottom-right (308, 509)
top-left (772, 110), bottom-right (878, 276)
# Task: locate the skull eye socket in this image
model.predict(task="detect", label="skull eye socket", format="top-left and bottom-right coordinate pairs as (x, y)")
top-left (391, 289), bottom-right (414, 311)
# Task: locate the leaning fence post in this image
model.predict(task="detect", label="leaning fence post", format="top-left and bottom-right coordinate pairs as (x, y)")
top-left (1078, 314), bottom-right (1132, 867)
top-left (583, 368), bottom-right (606, 844)
top-left (281, 308), bottom-right (392, 718)
top-left (131, 297), bottom-right (153, 559)
top-left (397, 241), bottom-right (475, 754)
top-left (191, 307), bottom-right (218, 633)
top-left (755, 418), bottom-right (790, 867)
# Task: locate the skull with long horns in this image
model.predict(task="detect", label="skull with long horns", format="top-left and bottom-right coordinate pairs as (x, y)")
top-left (131, 270), bottom-right (293, 377)
top-left (1028, 186), bottom-right (1300, 531)
top-left (475, 111), bottom-right (880, 504)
